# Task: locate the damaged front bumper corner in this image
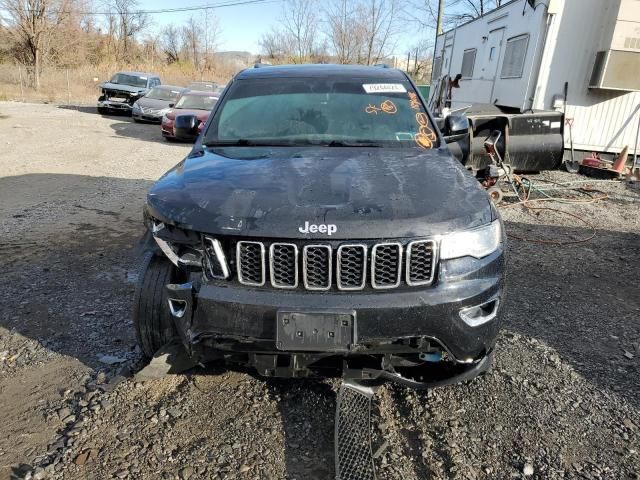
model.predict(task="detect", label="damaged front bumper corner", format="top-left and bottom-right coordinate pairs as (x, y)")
top-left (161, 246), bottom-right (504, 389)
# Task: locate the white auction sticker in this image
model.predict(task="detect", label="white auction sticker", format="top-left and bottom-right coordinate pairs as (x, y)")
top-left (362, 83), bottom-right (407, 94)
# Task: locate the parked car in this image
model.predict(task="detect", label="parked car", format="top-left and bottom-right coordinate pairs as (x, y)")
top-left (136, 64), bottom-right (506, 389)
top-left (132, 85), bottom-right (186, 123)
top-left (187, 81), bottom-right (218, 91)
top-left (160, 91), bottom-right (219, 141)
top-left (187, 81), bottom-right (226, 96)
top-left (97, 71), bottom-right (161, 114)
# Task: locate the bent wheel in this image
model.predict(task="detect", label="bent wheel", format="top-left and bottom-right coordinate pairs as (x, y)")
top-left (133, 253), bottom-right (181, 358)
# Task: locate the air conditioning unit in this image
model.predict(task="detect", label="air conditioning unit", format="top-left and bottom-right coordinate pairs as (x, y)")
top-left (588, 49), bottom-right (640, 91)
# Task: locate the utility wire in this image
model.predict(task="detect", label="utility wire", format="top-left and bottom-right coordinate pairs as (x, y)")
top-left (0, 0), bottom-right (280, 16)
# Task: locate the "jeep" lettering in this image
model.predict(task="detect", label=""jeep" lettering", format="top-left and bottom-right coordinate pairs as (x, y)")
top-left (298, 221), bottom-right (337, 236)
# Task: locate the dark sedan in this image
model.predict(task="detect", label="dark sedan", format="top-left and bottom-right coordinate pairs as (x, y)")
top-left (132, 85), bottom-right (186, 123)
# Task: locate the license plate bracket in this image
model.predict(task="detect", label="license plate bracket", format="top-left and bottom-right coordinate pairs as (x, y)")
top-left (276, 311), bottom-right (356, 352)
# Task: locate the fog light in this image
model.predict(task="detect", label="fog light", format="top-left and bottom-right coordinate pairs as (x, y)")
top-left (459, 298), bottom-right (500, 327)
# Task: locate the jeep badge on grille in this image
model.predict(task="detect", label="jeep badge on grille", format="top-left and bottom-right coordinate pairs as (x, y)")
top-left (298, 221), bottom-right (337, 235)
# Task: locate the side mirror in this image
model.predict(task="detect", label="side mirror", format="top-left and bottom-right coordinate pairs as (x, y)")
top-left (443, 115), bottom-right (470, 143)
top-left (168, 103), bottom-right (175, 108)
top-left (174, 114), bottom-right (200, 141)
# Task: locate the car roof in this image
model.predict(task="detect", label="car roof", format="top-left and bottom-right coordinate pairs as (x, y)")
top-left (181, 90), bottom-right (220, 97)
top-left (153, 85), bottom-right (185, 91)
top-left (235, 64), bottom-right (405, 81)
top-left (116, 71), bottom-right (159, 78)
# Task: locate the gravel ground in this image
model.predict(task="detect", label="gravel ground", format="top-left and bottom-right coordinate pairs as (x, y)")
top-left (0, 101), bottom-right (638, 480)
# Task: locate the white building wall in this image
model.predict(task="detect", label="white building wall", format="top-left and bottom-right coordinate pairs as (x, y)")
top-left (535, 0), bottom-right (640, 154)
top-left (431, 0), bottom-right (640, 156)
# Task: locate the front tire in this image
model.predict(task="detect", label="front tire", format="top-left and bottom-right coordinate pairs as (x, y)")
top-left (133, 253), bottom-right (181, 358)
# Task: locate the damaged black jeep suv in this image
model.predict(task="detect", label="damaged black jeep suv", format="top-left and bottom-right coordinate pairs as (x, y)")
top-left (134, 65), bottom-right (506, 388)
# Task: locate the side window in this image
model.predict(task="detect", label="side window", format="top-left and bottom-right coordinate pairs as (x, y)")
top-left (432, 57), bottom-right (443, 79)
top-left (500, 34), bottom-right (529, 78)
top-left (461, 48), bottom-right (477, 78)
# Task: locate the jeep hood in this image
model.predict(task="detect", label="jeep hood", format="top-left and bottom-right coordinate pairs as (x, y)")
top-left (100, 82), bottom-right (146, 94)
top-left (146, 146), bottom-right (492, 240)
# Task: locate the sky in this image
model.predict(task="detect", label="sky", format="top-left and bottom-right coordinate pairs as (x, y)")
top-left (137, 0), bottom-right (429, 56)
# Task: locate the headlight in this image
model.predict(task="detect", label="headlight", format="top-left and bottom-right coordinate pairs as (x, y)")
top-left (439, 220), bottom-right (502, 260)
top-left (132, 103), bottom-right (141, 112)
top-left (151, 221), bottom-right (204, 269)
top-left (162, 114), bottom-right (169, 124)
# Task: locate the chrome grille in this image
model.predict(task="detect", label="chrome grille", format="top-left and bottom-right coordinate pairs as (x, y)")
top-left (303, 245), bottom-right (332, 290)
top-left (371, 243), bottom-right (402, 289)
top-left (236, 241), bottom-right (265, 286)
top-left (406, 240), bottom-right (436, 286)
top-left (270, 243), bottom-right (298, 289)
top-left (337, 245), bottom-right (367, 290)
top-left (233, 239), bottom-right (436, 291)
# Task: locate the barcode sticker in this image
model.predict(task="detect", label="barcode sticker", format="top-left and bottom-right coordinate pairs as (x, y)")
top-left (362, 84), bottom-right (407, 94)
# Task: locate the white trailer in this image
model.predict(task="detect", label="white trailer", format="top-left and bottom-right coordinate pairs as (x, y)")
top-left (429, 0), bottom-right (640, 166)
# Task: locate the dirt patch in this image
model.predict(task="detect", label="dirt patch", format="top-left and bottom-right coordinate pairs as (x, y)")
top-left (0, 102), bottom-right (638, 479)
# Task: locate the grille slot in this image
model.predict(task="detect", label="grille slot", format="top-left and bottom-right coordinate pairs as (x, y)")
top-left (236, 241), bottom-right (265, 286)
top-left (371, 243), bottom-right (402, 289)
top-left (337, 245), bottom-right (367, 291)
top-left (233, 239), bottom-right (436, 291)
top-left (406, 240), bottom-right (436, 286)
top-left (303, 245), bottom-right (332, 290)
top-left (270, 243), bottom-right (298, 289)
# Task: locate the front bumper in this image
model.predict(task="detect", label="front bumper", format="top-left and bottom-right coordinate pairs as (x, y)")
top-left (133, 111), bottom-right (163, 122)
top-left (166, 249), bottom-right (505, 368)
top-left (98, 100), bottom-right (132, 112)
top-left (161, 122), bottom-right (175, 137)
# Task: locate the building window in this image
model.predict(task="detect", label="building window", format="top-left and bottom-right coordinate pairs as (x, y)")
top-left (432, 56), bottom-right (442, 79)
top-left (489, 47), bottom-right (496, 61)
top-left (500, 34), bottom-right (529, 78)
top-left (461, 49), bottom-right (477, 78)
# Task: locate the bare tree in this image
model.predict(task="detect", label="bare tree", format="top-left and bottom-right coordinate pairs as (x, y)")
top-left (324, 0), bottom-right (362, 64)
top-left (112, 0), bottom-right (148, 59)
top-left (281, 0), bottom-right (318, 63)
top-left (161, 24), bottom-right (181, 64)
top-left (259, 27), bottom-right (291, 60)
top-left (199, 9), bottom-right (221, 73)
top-left (405, 0), bottom-right (501, 32)
top-left (182, 15), bottom-right (201, 66)
top-left (358, 0), bottom-right (400, 65)
top-left (407, 40), bottom-right (433, 81)
top-left (0, 0), bottom-right (72, 89)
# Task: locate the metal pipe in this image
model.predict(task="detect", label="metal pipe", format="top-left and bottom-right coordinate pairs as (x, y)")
top-left (634, 105), bottom-right (640, 169)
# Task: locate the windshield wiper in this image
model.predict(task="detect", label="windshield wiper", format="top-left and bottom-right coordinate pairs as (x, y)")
top-left (326, 140), bottom-right (383, 147)
top-left (204, 139), bottom-right (291, 147)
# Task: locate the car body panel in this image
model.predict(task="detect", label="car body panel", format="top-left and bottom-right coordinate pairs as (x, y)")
top-left (97, 71), bottom-right (160, 113)
top-left (132, 86), bottom-right (186, 122)
top-left (141, 64), bottom-right (505, 386)
top-left (146, 146), bottom-right (492, 239)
